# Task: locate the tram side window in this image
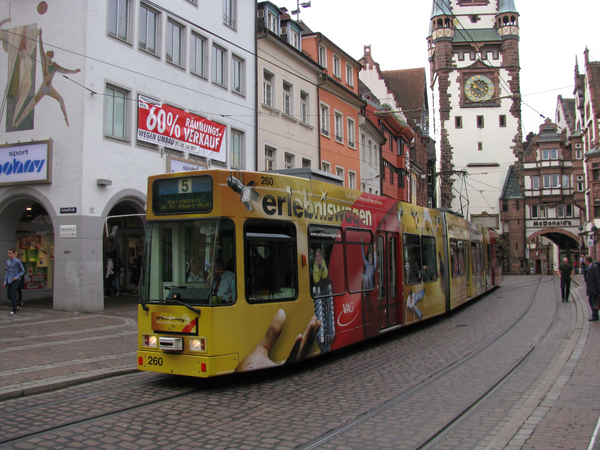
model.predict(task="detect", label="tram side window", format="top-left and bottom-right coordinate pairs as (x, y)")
top-left (450, 239), bottom-right (465, 278)
top-left (389, 237), bottom-right (397, 297)
top-left (244, 221), bottom-right (297, 302)
top-left (421, 236), bottom-right (437, 282)
top-left (377, 236), bottom-right (385, 299)
top-left (403, 234), bottom-right (422, 284)
top-left (345, 228), bottom-right (375, 293)
top-left (309, 225), bottom-right (345, 298)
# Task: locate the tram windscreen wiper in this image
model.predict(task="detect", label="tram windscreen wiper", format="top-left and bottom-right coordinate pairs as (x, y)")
top-left (165, 298), bottom-right (201, 314)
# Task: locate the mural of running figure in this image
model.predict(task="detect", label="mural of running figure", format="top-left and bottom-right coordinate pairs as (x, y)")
top-left (15, 28), bottom-right (80, 127)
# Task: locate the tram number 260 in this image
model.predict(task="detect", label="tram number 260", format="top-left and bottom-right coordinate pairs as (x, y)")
top-left (147, 356), bottom-right (163, 366)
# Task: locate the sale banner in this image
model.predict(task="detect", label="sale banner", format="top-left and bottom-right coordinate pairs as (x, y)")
top-left (137, 95), bottom-right (227, 162)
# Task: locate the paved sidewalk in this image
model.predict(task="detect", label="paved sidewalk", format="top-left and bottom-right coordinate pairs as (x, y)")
top-left (0, 293), bottom-right (139, 401)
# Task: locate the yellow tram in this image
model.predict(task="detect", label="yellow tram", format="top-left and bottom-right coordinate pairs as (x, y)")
top-left (137, 169), bottom-right (502, 377)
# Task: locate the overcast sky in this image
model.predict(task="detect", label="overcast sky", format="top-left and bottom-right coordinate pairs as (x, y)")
top-left (279, 0), bottom-right (600, 138)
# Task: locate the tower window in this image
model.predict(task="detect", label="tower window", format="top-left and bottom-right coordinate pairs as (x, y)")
top-left (499, 115), bottom-right (506, 127)
top-left (477, 116), bottom-right (484, 128)
top-left (478, 142), bottom-right (483, 151)
top-left (455, 116), bottom-right (463, 129)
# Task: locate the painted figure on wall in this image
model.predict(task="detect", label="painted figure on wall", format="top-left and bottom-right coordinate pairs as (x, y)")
top-left (14, 28), bottom-right (80, 128)
top-left (0, 19), bottom-right (38, 132)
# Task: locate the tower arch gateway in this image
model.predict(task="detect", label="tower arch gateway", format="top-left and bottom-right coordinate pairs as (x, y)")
top-left (428, 0), bottom-right (525, 274)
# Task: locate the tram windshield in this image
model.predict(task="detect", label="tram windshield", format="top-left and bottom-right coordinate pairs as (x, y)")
top-left (139, 218), bottom-right (236, 306)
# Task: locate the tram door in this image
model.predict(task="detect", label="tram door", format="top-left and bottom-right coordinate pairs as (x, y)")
top-left (376, 232), bottom-right (401, 329)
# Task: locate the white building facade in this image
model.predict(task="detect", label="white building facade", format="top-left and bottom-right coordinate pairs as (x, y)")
top-left (0, 0), bottom-right (256, 311)
top-left (257, 2), bottom-right (321, 172)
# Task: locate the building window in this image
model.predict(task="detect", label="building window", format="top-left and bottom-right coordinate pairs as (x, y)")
top-left (562, 174), bottom-right (570, 188)
top-left (577, 181), bottom-right (584, 191)
top-left (267, 12), bottom-right (277, 33)
top-left (320, 103), bottom-right (330, 136)
top-left (263, 71), bottom-right (274, 107)
top-left (302, 158), bottom-right (311, 168)
top-left (477, 115), bottom-right (484, 128)
top-left (542, 149), bottom-right (558, 160)
top-left (290, 29), bottom-right (300, 49)
top-left (335, 112), bottom-right (343, 142)
top-left (265, 146), bottom-right (275, 171)
top-left (190, 32), bottom-right (207, 78)
top-left (300, 92), bottom-right (309, 124)
top-left (532, 176), bottom-right (540, 189)
top-left (594, 169), bottom-right (600, 181)
top-left (455, 116), bottom-right (462, 128)
top-left (336, 166), bottom-right (344, 185)
top-left (576, 149), bottom-right (583, 159)
top-left (230, 129), bottom-right (243, 168)
top-left (346, 64), bottom-right (353, 87)
top-left (531, 205), bottom-right (546, 219)
top-left (166, 19), bottom-right (184, 67)
top-left (104, 85), bottom-right (128, 140)
top-left (284, 153), bottom-right (294, 169)
top-left (139, 4), bottom-right (158, 54)
top-left (368, 139), bottom-right (373, 164)
top-left (333, 55), bottom-right (341, 78)
top-left (499, 115), bottom-right (506, 127)
top-left (318, 45), bottom-right (327, 68)
top-left (558, 204), bottom-right (573, 218)
top-left (212, 44), bottom-right (227, 87)
top-left (282, 82), bottom-right (292, 116)
top-left (108, 0), bottom-right (130, 42)
top-left (322, 161), bottom-right (330, 173)
top-left (349, 171), bottom-right (356, 189)
top-left (347, 118), bottom-right (355, 148)
top-left (231, 55), bottom-right (244, 95)
top-left (223, 0), bottom-right (236, 29)
top-left (543, 174), bottom-right (560, 188)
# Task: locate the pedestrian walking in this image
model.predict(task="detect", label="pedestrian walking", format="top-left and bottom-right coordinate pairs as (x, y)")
top-left (582, 256), bottom-right (588, 281)
top-left (584, 256), bottom-right (600, 321)
top-left (105, 252), bottom-right (119, 298)
top-left (3, 248), bottom-right (25, 315)
top-left (558, 257), bottom-right (573, 302)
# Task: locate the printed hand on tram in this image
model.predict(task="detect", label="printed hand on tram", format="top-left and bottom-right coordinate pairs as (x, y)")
top-left (235, 309), bottom-right (321, 372)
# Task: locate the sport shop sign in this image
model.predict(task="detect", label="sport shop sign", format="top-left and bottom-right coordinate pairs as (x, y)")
top-left (0, 141), bottom-right (52, 186)
top-left (137, 95), bottom-right (227, 162)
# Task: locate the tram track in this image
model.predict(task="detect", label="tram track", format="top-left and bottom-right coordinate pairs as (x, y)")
top-left (296, 275), bottom-right (560, 450)
top-left (0, 373), bottom-right (210, 446)
top-left (0, 276), bottom-right (568, 449)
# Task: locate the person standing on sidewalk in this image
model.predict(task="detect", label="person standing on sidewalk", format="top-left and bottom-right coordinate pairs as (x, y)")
top-left (558, 257), bottom-right (573, 302)
top-left (4, 248), bottom-right (25, 316)
top-left (584, 256), bottom-right (600, 321)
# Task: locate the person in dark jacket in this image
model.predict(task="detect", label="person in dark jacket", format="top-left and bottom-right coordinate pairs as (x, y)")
top-left (584, 256), bottom-right (600, 321)
top-left (558, 257), bottom-right (573, 302)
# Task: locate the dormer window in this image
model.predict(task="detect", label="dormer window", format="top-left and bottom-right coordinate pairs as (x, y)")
top-left (541, 149), bottom-right (558, 160)
top-left (267, 12), bottom-right (277, 33)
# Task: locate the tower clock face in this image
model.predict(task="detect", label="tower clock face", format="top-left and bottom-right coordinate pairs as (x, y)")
top-left (465, 75), bottom-right (495, 102)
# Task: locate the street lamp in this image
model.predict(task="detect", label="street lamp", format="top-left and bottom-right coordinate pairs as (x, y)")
top-left (291, 0), bottom-right (311, 21)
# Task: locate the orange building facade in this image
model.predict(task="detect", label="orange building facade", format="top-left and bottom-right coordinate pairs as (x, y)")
top-left (302, 33), bottom-right (365, 189)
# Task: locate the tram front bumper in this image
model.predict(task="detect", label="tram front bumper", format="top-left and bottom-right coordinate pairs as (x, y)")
top-left (137, 351), bottom-right (239, 378)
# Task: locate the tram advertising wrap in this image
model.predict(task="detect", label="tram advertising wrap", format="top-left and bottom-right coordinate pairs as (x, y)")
top-left (137, 170), bottom-right (502, 378)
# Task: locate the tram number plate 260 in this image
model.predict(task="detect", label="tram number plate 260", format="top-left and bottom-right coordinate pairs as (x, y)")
top-left (147, 356), bottom-right (163, 366)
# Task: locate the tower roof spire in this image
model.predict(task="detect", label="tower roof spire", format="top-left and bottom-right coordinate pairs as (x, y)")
top-left (498, 0), bottom-right (518, 14)
top-left (430, 0), bottom-right (452, 19)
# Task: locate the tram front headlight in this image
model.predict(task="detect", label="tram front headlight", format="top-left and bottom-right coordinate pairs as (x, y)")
top-left (189, 337), bottom-right (206, 352)
top-left (143, 334), bottom-right (158, 348)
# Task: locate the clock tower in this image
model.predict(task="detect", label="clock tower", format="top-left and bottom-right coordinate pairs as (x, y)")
top-left (428, 0), bottom-right (524, 230)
